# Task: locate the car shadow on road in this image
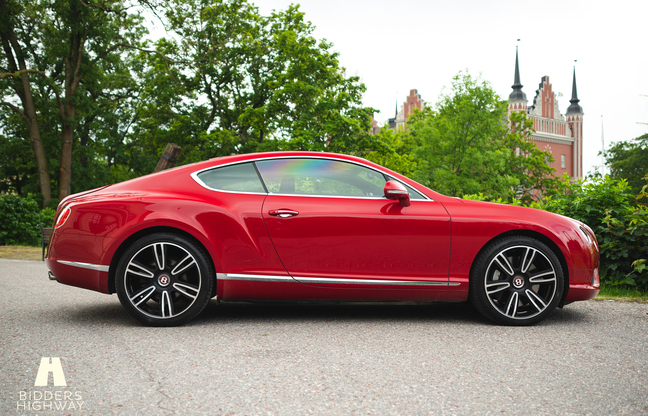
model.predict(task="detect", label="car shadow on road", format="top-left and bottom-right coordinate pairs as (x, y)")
top-left (193, 300), bottom-right (594, 327)
top-left (194, 301), bottom-right (489, 326)
top-left (53, 298), bottom-right (593, 328)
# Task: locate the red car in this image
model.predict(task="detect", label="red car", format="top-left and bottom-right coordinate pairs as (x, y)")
top-left (46, 152), bottom-right (600, 326)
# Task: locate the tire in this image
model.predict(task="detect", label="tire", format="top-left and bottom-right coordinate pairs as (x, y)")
top-left (470, 236), bottom-right (564, 326)
top-left (116, 233), bottom-right (214, 326)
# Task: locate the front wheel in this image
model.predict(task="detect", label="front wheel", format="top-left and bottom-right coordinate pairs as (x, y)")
top-left (470, 236), bottom-right (564, 326)
top-left (116, 233), bottom-right (214, 326)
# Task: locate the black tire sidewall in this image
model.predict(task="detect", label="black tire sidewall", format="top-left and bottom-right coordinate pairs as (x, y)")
top-left (115, 233), bottom-right (214, 327)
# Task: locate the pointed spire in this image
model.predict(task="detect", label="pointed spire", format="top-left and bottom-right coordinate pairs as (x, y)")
top-left (509, 46), bottom-right (527, 102)
top-left (566, 65), bottom-right (583, 114)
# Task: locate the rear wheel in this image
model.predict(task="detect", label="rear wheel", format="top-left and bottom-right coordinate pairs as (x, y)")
top-left (470, 236), bottom-right (564, 326)
top-left (116, 233), bottom-right (213, 326)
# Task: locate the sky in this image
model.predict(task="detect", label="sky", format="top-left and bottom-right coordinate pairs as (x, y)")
top-left (257, 0), bottom-right (648, 177)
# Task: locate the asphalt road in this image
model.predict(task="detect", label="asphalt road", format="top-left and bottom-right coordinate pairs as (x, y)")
top-left (1, 259), bottom-right (647, 415)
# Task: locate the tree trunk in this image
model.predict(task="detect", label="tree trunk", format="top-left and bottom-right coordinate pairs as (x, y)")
top-left (57, 22), bottom-right (86, 201)
top-left (27, 113), bottom-right (52, 207)
top-left (154, 143), bottom-right (181, 172)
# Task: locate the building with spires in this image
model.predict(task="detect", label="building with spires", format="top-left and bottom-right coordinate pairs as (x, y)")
top-left (508, 48), bottom-right (584, 179)
top-left (387, 89), bottom-right (424, 131)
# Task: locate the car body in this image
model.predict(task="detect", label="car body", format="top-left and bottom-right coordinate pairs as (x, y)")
top-left (46, 151), bottom-right (600, 326)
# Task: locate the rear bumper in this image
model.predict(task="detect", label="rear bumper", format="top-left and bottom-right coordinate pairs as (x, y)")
top-left (45, 258), bottom-right (111, 294)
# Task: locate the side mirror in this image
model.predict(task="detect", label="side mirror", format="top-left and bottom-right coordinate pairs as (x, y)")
top-left (384, 180), bottom-right (410, 207)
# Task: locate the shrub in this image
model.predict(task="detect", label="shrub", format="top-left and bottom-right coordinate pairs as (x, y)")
top-left (0, 194), bottom-right (41, 246)
top-left (538, 175), bottom-right (648, 290)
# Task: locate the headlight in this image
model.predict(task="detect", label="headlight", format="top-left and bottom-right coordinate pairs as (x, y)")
top-left (578, 226), bottom-right (591, 244)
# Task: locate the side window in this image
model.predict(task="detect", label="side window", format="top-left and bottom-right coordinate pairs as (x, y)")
top-left (195, 162), bottom-right (266, 193)
top-left (255, 158), bottom-right (387, 197)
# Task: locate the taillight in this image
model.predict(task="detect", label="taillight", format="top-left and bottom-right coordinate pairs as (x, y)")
top-left (54, 206), bottom-right (71, 228)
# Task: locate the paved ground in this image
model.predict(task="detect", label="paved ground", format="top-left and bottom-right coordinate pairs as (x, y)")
top-left (1, 259), bottom-right (647, 415)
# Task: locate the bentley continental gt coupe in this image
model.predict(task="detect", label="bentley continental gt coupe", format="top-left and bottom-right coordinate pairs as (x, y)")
top-left (45, 152), bottom-right (600, 326)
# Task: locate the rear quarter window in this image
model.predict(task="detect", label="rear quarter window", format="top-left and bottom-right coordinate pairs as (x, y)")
top-left (195, 162), bottom-right (266, 193)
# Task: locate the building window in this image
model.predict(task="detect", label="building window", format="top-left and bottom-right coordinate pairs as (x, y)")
top-left (561, 154), bottom-right (566, 169)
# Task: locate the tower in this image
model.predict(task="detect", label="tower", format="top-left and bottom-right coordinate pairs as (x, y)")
top-left (566, 67), bottom-right (584, 178)
top-left (508, 47), bottom-right (528, 114)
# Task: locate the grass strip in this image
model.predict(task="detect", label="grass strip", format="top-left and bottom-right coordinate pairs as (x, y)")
top-left (0, 245), bottom-right (42, 261)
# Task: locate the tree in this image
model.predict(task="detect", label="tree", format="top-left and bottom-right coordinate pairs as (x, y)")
top-left (406, 72), bottom-right (517, 198)
top-left (1, 0), bottom-right (377, 203)
top-left (604, 133), bottom-right (648, 199)
top-left (1, 0), bottom-right (148, 206)
top-left (364, 126), bottom-right (420, 178)
top-left (131, 0), bottom-right (374, 167)
top-left (505, 110), bottom-right (557, 204)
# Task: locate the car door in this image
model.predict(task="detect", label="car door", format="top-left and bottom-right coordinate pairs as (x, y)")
top-left (257, 157), bottom-right (452, 287)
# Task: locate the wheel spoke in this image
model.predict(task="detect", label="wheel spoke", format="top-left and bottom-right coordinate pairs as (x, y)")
top-left (521, 248), bottom-right (537, 273)
top-left (160, 290), bottom-right (173, 318)
top-left (486, 281), bottom-right (510, 294)
top-left (529, 270), bottom-right (556, 284)
top-left (154, 243), bottom-right (165, 270)
top-left (171, 255), bottom-right (196, 276)
top-left (495, 253), bottom-right (515, 276)
top-left (525, 289), bottom-right (548, 311)
top-left (505, 292), bottom-right (519, 317)
top-left (130, 286), bottom-right (156, 307)
top-left (173, 282), bottom-right (199, 300)
top-left (127, 261), bottom-right (155, 278)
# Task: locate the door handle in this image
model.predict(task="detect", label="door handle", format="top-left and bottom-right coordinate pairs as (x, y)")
top-left (268, 209), bottom-right (299, 218)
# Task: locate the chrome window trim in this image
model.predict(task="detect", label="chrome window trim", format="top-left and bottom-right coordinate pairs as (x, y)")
top-left (217, 273), bottom-right (459, 287)
top-left (191, 156), bottom-right (434, 201)
top-left (58, 260), bottom-right (109, 272)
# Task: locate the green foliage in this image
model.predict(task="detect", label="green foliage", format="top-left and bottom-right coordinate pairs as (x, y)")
top-left (604, 133), bottom-right (648, 201)
top-left (0, 194), bottom-right (43, 246)
top-left (505, 111), bottom-right (557, 204)
top-left (1, 0), bottom-right (376, 196)
top-left (1, 0), bottom-right (150, 202)
top-left (462, 193), bottom-right (524, 206)
top-left (407, 72), bottom-right (515, 198)
top-left (364, 125), bottom-right (420, 178)
top-left (128, 0), bottom-right (375, 173)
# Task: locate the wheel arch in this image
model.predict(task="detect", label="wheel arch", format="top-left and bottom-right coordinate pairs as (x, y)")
top-left (107, 226), bottom-right (217, 296)
top-left (467, 229), bottom-right (570, 308)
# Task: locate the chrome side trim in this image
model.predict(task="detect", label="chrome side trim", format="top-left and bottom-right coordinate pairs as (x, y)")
top-left (217, 273), bottom-right (296, 283)
top-left (217, 273), bottom-right (457, 287)
top-left (57, 260), bottom-right (109, 272)
top-left (294, 276), bottom-right (447, 286)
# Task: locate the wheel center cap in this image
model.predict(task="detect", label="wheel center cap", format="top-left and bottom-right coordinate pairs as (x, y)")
top-left (512, 276), bottom-right (525, 289)
top-left (158, 274), bottom-right (170, 287)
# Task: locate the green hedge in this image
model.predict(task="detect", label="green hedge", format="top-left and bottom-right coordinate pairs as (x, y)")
top-left (0, 194), bottom-right (56, 246)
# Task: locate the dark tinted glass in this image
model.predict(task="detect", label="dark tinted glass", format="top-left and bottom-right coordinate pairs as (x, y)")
top-left (196, 162), bottom-right (265, 193)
